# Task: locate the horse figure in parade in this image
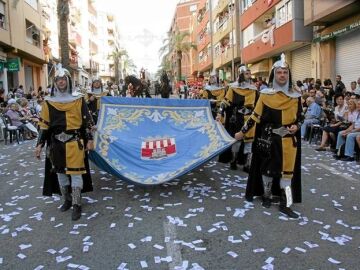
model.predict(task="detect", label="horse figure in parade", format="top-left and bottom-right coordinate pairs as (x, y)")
top-left (124, 75), bottom-right (151, 98)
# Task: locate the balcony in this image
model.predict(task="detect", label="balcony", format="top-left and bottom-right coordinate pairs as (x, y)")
top-left (89, 40), bottom-right (98, 54)
top-left (241, 0), bottom-right (281, 30)
top-left (69, 29), bottom-right (82, 46)
top-left (214, 45), bottom-right (239, 69)
top-left (197, 34), bottom-right (211, 52)
top-left (88, 18), bottom-right (98, 34)
top-left (213, 15), bottom-right (236, 44)
top-left (304, 0), bottom-right (360, 26)
top-left (242, 20), bottom-right (293, 63)
top-left (197, 12), bottom-right (209, 34)
top-left (214, 0), bottom-right (230, 17)
top-left (214, 55), bottom-right (222, 69)
top-left (198, 56), bottom-right (212, 72)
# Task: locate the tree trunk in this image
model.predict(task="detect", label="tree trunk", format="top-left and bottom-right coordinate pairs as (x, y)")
top-left (114, 58), bottom-right (119, 84)
top-left (57, 0), bottom-right (70, 70)
top-left (176, 51), bottom-right (182, 82)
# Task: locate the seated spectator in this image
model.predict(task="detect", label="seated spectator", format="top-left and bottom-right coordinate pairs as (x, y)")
top-left (322, 79), bottom-right (334, 105)
top-left (349, 81), bottom-right (357, 93)
top-left (5, 102), bottom-right (35, 140)
top-left (345, 91), bottom-right (353, 106)
top-left (315, 94), bottom-right (348, 151)
top-left (35, 97), bottom-right (44, 116)
top-left (308, 89), bottom-right (316, 98)
top-left (301, 96), bottom-right (322, 139)
top-left (334, 99), bottom-right (360, 161)
top-left (315, 86), bottom-right (326, 106)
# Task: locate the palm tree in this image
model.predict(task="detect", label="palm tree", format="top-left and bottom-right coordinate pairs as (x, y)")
top-left (159, 30), bottom-right (196, 82)
top-left (122, 56), bottom-right (137, 77)
top-left (57, 0), bottom-right (70, 70)
top-left (156, 54), bottom-right (173, 80)
top-left (108, 49), bottom-right (128, 83)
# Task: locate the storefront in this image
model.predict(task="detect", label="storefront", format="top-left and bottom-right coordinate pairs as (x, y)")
top-left (335, 30), bottom-right (360, 88)
top-left (313, 15), bottom-right (360, 85)
top-left (291, 45), bottom-right (312, 82)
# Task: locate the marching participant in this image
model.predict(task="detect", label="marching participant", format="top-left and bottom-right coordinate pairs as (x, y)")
top-left (217, 65), bottom-right (258, 171)
top-left (235, 54), bottom-right (302, 218)
top-left (86, 77), bottom-right (108, 123)
top-left (201, 71), bottom-right (226, 119)
top-left (35, 64), bottom-right (95, 221)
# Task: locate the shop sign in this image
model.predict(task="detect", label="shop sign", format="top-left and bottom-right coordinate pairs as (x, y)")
top-left (5, 58), bottom-right (20, 72)
top-left (313, 20), bottom-right (360, 43)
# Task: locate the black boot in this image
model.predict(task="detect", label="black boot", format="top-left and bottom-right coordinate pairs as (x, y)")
top-left (72, 205), bottom-right (82, 221)
top-left (262, 196), bottom-right (271, 208)
top-left (71, 187), bottom-right (82, 221)
top-left (279, 188), bottom-right (299, 219)
top-left (59, 185), bottom-right (72, 212)
top-left (261, 176), bottom-right (272, 208)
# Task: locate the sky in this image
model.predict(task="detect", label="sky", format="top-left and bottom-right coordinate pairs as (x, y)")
top-left (106, 0), bottom-right (180, 76)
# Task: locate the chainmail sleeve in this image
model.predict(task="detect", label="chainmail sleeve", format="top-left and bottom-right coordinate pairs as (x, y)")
top-left (81, 98), bottom-right (95, 140)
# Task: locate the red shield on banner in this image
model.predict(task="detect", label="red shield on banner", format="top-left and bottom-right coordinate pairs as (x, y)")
top-left (141, 138), bottom-right (177, 160)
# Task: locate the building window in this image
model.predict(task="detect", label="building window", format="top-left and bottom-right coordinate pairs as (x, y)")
top-left (0, 1), bottom-right (6, 29)
top-left (276, 0), bottom-right (293, 27)
top-left (26, 20), bottom-right (40, 47)
top-left (190, 4), bottom-right (197, 12)
top-left (241, 0), bottom-right (254, 13)
top-left (25, 0), bottom-right (38, 10)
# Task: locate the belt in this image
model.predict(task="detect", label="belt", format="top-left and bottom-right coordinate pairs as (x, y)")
top-left (54, 132), bottom-right (77, 143)
top-left (237, 107), bottom-right (252, 115)
top-left (271, 126), bottom-right (291, 137)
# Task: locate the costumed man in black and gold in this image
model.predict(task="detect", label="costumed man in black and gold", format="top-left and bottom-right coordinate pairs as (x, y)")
top-left (200, 71), bottom-right (226, 119)
top-left (217, 65), bottom-right (258, 171)
top-left (35, 64), bottom-right (95, 221)
top-left (235, 54), bottom-right (302, 218)
top-left (86, 78), bottom-right (108, 123)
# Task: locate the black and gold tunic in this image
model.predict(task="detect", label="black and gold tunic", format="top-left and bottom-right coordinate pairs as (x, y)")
top-left (248, 91), bottom-right (302, 179)
top-left (86, 91), bottom-right (108, 123)
top-left (38, 98), bottom-right (94, 175)
top-left (200, 86), bottom-right (226, 119)
top-left (221, 84), bottom-right (258, 142)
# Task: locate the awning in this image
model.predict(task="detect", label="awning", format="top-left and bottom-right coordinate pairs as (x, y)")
top-left (249, 59), bottom-right (269, 74)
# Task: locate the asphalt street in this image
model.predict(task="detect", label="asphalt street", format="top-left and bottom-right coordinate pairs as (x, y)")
top-left (0, 140), bottom-right (359, 270)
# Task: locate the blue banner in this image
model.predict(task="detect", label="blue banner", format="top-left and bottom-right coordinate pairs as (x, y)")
top-left (90, 97), bottom-right (235, 185)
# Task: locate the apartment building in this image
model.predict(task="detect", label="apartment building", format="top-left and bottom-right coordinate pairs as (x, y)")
top-left (212, 0), bottom-right (241, 81)
top-left (0, 0), bottom-right (46, 95)
top-left (196, 0), bottom-right (212, 77)
top-left (168, 0), bottom-right (200, 81)
top-left (240, 0), bottom-right (312, 82)
top-left (97, 11), bottom-right (121, 84)
top-left (304, 0), bottom-right (360, 87)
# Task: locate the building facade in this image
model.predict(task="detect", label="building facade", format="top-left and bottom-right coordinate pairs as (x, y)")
top-left (0, 0), bottom-right (46, 95)
top-left (168, 0), bottom-right (200, 82)
top-left (213, 0), bottom-right (240, 81)
top-left (196, 0), bottom-right (212, 78)
top-left (96, 11), bottom-right (121, 84)
top-left (240, 0), bottom-right (312, 82)
top-left (304, 0), bottom-right (360, 87)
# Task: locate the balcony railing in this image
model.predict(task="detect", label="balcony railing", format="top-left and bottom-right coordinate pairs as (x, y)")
top-left (241, 0), bottom-right (281, 29)
top-left (242, 20), bottom-right (293, 63)
top-left (198, 56), bottom-right (212, 72)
